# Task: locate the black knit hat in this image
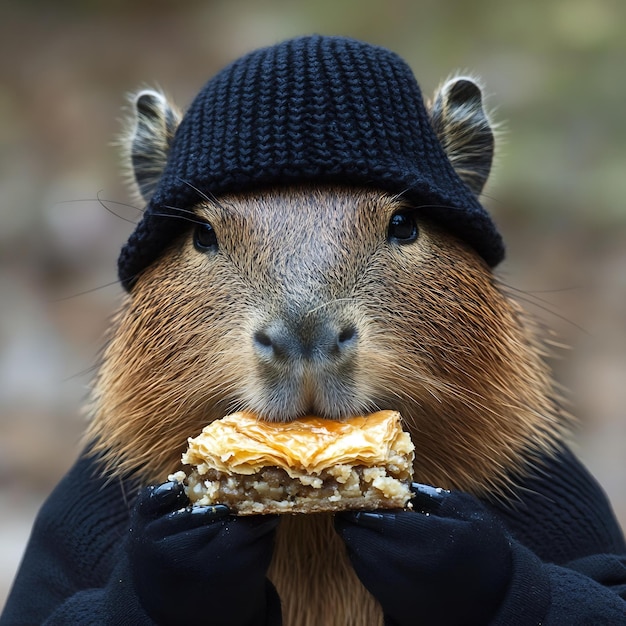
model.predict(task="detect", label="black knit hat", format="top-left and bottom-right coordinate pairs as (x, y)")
top-left (118, 35), bottom-right (504, 290)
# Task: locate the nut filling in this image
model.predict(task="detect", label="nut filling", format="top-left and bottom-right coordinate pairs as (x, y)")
top-left (180, 463), bottom-right (413, 514)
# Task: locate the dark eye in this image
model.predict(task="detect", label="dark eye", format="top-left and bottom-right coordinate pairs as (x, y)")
top-left (193, 222), bottom-right (218, 252)
top-left (388, 212), bottom-right (419, 244)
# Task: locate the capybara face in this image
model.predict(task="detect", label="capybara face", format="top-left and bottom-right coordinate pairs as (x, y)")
top-left (88, 186), bottom-right (563, 493)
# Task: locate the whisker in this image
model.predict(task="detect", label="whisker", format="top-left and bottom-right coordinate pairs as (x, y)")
top-left (96, 191), bottom-right (142, 224)
top-left (304, 298), bottom-right (358, 317)
top-left (175, 176), bottom-right (213, 203)
top-left (153, 209), bottom-right (208, 227)
top-left (175, 177), bottom-right (230, 213)
top-left (414, 202), bottom-right (463, 212)
top-left (498, 280), bottom-right (588, 335)
top-left (57, 196), bottom-right (142, 211)
top-left (475, 191), bottom-right (506, 206)
top-left (51, 279), bottom-right (121, 302)
top-left (57, 195), bottom-right (143, 224)
top-left (387, 188), bottom-right (411, 204)
top-left (522, 285), bottom-right (584, 294)
top-left (159, 203), bottom-right (200, 217)
top-left (62, 362), bottom-right (101, 382)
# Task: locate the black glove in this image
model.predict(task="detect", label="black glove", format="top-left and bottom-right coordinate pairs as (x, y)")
top-left (127, 481), bottom-right (281, 626)
top-left (335, 484), bottom-right (513, 626)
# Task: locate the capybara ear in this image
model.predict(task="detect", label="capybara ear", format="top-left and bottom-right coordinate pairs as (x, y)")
top-left (122, 88), bottom-right (182, 203)
top-left (428, 76), bottom-right (495, 197)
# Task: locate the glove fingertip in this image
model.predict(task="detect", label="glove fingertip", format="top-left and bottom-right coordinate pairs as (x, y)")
top-left (410, 482), bottom-right (449, 514)
top-left (335, 510), bottom-right (391, 532)
top-left (166, 503), bottom-right (231, 523)
top-left (191, 503), bottom-right (232, 519)
top-left (135, 480), bottom-right (189, 518)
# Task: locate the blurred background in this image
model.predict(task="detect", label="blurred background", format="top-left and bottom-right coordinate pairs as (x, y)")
top-left (1, 0), bottom-right (625, 608)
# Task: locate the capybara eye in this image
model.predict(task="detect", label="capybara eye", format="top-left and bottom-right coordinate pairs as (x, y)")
top-left (193, 222), bottom-right (218, 252)
top-left (388, 212), bottom-right (419, 244)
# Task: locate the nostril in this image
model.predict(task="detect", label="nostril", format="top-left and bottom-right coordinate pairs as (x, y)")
top-left (337, 324), bottom-right (358, 348)
top-left (254, 330), bottom-right (273, 349)
top-left (253, 323), bottom-right (291, 360)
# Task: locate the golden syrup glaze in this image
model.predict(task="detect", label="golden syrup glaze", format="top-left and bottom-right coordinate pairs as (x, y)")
top-left (181, 410), bottom-right (414, 477)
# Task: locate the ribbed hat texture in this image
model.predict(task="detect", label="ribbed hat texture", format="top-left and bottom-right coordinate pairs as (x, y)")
top-left (118, 35), bottom-right (504, 290)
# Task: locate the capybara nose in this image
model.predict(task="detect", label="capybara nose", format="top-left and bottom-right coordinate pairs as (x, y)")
top-left (253, 317), bottom-right (358, 364)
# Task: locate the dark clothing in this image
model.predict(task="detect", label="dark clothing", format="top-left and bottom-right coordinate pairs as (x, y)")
top-left (2, 446), bottom-right (626, 625)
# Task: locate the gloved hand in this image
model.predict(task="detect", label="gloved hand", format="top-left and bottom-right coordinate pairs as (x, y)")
top-left (335, 484), bottom-right (513, 626)
top-left (127, 481), bottom-right (281, 626)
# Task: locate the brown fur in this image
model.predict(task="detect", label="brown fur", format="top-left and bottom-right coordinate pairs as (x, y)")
top-left (268, 514), bottom-right (382, 625)
top-left (85, 77), bottom-right (569, 625)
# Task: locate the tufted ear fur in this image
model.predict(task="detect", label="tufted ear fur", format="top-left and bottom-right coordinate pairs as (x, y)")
top-left (428, 76), bottom-right (495, 197)
top-left (122, 89), bottom-right (182, 203)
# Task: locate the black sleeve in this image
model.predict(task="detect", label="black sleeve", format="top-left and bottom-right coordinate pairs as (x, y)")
top-left (488, 445), bottom-right (626, 624)
top-left (0, 452), bottom-right (153, 625)
top-left (486, 541), bottom-right (626, 625)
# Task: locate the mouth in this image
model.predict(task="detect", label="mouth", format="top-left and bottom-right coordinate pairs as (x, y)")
top-left (238, 373), bottom-right (377, 423)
